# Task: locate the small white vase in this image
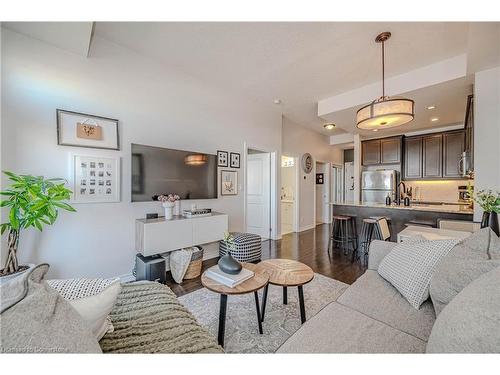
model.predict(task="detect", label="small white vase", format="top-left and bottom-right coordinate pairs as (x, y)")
top-left (162, 202), bottom-right (175, 220)
top-left (174, 200), bottom-right (181, 216)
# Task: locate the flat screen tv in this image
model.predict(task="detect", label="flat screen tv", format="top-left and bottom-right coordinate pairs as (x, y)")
top-left (131, 143), bottom-right (218, 202)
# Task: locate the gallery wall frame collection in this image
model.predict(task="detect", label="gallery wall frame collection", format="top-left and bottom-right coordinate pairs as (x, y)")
top-left (217, 150), bottom-right (240, 196)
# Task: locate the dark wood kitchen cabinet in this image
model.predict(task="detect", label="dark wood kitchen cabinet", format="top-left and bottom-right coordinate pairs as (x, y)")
top-left (404, 136), bottom-right (423, 179)
top-left (362, 137), bottom-right (401, 166)
top-left (380, 137), bottom-right (402, 164)
top-left (443, 130), bottom-right (466, 178)
top-left (362, 139), bottom-right (381, 165)
top-left (423, 134), bottom-right (443, 178)
top-left (403, 130), bottom-right (466, 180)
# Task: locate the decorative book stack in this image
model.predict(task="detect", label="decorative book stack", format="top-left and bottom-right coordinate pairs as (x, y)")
top-left (205, 265), bottom-right (254, 288)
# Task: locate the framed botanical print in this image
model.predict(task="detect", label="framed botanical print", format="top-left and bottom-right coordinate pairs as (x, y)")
top-left (57, 109), bottom-right (119, 150)
top-left (217, 150), bottom-right (228, 167)
top-left (220, 170), bottom-right (237, 196)
top-left (72, 155), bottom-right (121, 203)
top-left (230, 152), bottom-right (240, 168)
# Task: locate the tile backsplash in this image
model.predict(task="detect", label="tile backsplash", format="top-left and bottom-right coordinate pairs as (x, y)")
top-left (402, 180), bottom-right (472, 203)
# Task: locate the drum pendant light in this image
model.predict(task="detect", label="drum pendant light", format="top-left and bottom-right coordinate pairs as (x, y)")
top-left (356, 32), bottom-right (415, 130)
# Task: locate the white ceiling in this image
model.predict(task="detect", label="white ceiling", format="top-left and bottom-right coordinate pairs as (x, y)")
top-left (328, 77), bottom-right (473, 139)
top-left (4, 22), bottom-right (94, 56)
top-left (94, 22), bottom-right (471, 135)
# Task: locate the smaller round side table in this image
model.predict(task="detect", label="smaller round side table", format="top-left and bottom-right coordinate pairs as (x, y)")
top-left (255, 259), bottom-right (314, 324)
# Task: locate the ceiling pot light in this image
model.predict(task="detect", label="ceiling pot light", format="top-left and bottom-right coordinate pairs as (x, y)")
top-left (184, 154), bottom-right (208, 166)
top-left (426, 105), bottom-right (436, 110)
top-left (273, 99), bottom-right (282, 105)
top-left (373, 129), bottom-right (379, 132)
top-left (356, 32), bottom-right (415, 131)
top-left (431, 117), bottom-right (439, 122)
top-left (323, 123), bottom-right (336, 130)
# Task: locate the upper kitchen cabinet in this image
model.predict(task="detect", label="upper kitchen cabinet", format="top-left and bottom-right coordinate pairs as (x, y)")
top-left (403, 130), bottom-right (466, 180)
top-left (423, 134), bottom-right (443, 178)
top-left (362, 139), bottom-right (381, 165)
top-left (380, 137), bottom-right (402, 164)
top-left (443, 130), bottom-right (466, 178)
top-left (404, 136), bottom-right (423, 179)
top-left (362, 136), bottom-right (401, 166)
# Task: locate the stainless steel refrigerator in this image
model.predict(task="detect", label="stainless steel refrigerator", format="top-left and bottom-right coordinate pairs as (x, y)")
top-left (361, 170), bottom-right (398, 204)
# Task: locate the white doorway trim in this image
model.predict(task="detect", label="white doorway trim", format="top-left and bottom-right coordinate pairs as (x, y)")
top-left (314, 160), bottom-right (332, 226)
top-left (280, 154), bottom-right (300, 236)
top-left (243, 142), bottom-right (279, 240)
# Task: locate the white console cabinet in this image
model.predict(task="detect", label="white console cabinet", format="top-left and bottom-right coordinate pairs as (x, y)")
top-left (135, 213), bottom-right (228, 256)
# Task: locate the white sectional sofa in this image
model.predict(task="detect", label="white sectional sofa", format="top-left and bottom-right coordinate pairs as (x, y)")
top-left (278, 232), bottom-right (500, 353)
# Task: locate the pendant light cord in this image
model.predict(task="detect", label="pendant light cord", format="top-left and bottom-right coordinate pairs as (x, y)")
top-left (381, 40), bottom-right (385, 98)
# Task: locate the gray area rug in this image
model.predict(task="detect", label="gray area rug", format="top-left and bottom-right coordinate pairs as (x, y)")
top-left (178, 273), bottom-right (348, 353)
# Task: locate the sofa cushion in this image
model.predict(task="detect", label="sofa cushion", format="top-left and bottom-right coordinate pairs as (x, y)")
top-left (277, 302), bottom-right (426, 353)
top-left (338, 270), bottom-right (435, 341)
top-left (48, 277), bottom-right (121, 340)
top-left (459, 227), bottom-right (500, 259)
top-left (367, 240), bottom-right (397, 270)
top-left (430, 229), bottom-right (500, 316)
top-left (378, 238), bottom-right (459, 309)
top-left (426, 265), bottom-right (500, 353)
top-left (0, 264), bottom-right (102, 353)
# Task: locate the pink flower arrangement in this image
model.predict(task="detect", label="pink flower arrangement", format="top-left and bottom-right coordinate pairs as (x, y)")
top-left (157, 194), bottom-right (180, 203)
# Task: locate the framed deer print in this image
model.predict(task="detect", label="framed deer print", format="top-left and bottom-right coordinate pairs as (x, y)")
top-left (57, 109), bottom-right (119, 150)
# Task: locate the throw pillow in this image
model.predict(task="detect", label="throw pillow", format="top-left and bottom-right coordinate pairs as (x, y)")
top-left (426, 265), bottom-right (500, 353)
top-left (430, 228), bottom-right (500, 315)
top-left (48, 277), bottom-right (121, 340)
top-left (378, 238), bottom-right (459, 309)
top-left (0, 264), bottom-right (101, 353)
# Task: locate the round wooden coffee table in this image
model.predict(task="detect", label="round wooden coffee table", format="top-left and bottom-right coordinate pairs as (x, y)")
top-left (254, 259), bottom-right (314, 324)
top-left (201, 262), bottom-right (269, 347)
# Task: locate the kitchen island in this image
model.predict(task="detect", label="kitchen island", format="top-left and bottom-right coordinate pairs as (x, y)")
top-left (330, 202), bottom-right (473, 242)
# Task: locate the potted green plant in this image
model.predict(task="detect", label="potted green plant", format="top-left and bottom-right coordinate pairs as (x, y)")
top-left (0, 171), bottom-right (76, 282)
top-left (467, 185), bottom-right (500, 236)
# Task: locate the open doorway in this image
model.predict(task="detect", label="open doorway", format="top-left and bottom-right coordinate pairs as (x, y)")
top-left (281, 155), bottom-right (298, 235)
top-left (245, 148), bottom-right (273, 240)
top-left (315, 161), bottom-right (330, 225)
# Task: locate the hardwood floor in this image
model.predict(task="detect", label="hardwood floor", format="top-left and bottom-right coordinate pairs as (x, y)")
top-left (166, 223), bottom-right (367, 297)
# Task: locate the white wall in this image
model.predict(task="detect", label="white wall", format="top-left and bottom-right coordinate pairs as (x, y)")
top-left (1, 29), bottom-right (282, 278)
top-left (473, 66), bottom-right (500, 221)
top-left (282, 117), bottom-right (342, 231)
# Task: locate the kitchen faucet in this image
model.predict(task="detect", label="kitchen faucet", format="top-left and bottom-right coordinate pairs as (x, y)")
top-left (396, 181), bottom-right (406, 205)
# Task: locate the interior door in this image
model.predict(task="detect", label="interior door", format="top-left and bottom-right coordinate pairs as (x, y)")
top-left (246, 153), bottom-right (271, 239)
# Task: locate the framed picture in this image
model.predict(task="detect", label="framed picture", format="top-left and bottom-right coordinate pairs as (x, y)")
top-left (230, 152), bottom-right (240, 168)
top-left (220, 170), bottom-right (238, 196)
top-left (57, 109), bottom-right (119, 150)
top-left (72, 155), bottom-right (120, 203)
top-left (217, 150), bottom-right (228, 167)
top-left (316, 173), bottom-right (324, 184)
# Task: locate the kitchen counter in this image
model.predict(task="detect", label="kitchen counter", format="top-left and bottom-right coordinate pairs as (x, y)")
top-left (329, 202), bottom-right (473, 242)
top-left (329, 201), bottom-right (473, 215)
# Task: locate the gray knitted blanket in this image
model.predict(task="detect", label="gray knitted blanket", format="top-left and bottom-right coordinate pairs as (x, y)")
top-left (99, 281), bottom-right (223, 353)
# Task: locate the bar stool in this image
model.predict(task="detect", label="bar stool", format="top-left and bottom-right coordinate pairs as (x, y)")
top-left (329, 215), bottom-right (358, 258)
top-left (357, 217), bottom-right (391, 264)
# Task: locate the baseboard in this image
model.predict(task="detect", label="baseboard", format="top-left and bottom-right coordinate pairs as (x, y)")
top-left (299, 224), bottom-right (316, 232)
